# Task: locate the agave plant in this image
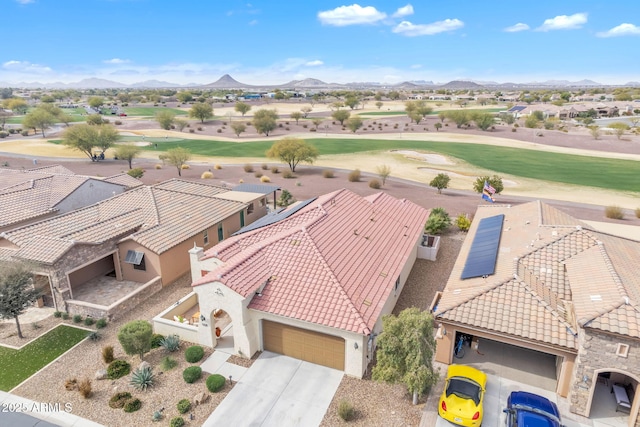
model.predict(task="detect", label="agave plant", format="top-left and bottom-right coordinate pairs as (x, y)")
top-left (130, 366), bottom-right (155, 391)
top-left (160, 334), bottom-right (180, 352)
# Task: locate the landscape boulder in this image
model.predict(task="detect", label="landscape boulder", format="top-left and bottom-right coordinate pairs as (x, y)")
top-left (95, 369), bottom-right (108, 380)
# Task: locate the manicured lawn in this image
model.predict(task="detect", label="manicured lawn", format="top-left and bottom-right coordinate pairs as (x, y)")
top-left (0, 325), bottom-right (89, 391)
top-left (122, 107), bottom-right (188, 117)
top-left (135, 137), bottom-right (640, 192)
top-left (359, 111), bottom-right (407, 116)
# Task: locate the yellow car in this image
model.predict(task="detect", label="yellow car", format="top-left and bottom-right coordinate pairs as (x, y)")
top-left (438, 365), bottom-right (487, 426)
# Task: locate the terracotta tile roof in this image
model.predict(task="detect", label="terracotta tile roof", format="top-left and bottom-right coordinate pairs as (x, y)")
top-left (435, 200), bottom-right (640, 347)
top-left (27, 164), bottom-right (75, 175)
top-left (102, 173), bottom-right (143, 188)
top-left (0, 180), bottom-right (247, 263)
top-left (194, 189), bottom-right (429, 334)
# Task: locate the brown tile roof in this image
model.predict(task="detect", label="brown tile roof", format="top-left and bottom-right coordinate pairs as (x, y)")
top-left (436, 200), bottom-right (640, 348)
top-left (27, 164), bottom-right (75, 175)
top-left (194, 189), bottom-right (430, 334)
top-left (102, 173), bottom-right (143, 188)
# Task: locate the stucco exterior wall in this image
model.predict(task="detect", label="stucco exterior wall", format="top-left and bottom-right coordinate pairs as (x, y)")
top-left (118, 241), bottom-right (160, 284)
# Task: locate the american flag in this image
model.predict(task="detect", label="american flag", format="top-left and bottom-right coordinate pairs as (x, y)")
top-left (484, 181), bottom-right (496, 195)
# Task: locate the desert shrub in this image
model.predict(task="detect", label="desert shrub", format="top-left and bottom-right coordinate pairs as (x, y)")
top-left (154, 164), bottom-right (162, 169)
top-left (21, 130), bottom-right (29, 136)
top-left (102, 345), bottom-right (115, 364)
top-left (130, 366), bottom-right (155, 391)
top-left (197, 127), bottom-right (203, 131)
top-left (282, 170), bottom-right (295, 179)
top-left (0, 131), bottom-right (9, 138)
top-left (604, 205), bottom-right (624, 219)
top-left (170, 417), bottom-right (185, 427)
top-left (96, 318), bottom-right (107, 329)
top-left (348, 169), bottom-right (361, 182)
top-left (161, 356), bottom-right (178, 371)
top-left (185, 346), bottom-right (205, 363)
top-left (254, 171), bottom-right (263, 178)
top-left (206, 374), bottom-right (226, 392)
top-left (64, 378), bottom-right (77, 391)
top-left (183, 366), bottom-right (202, 384)
top-left (201, 171), bottom-right (214, 179)
top-left (261, 163), bottom-right (269, 170)
top-left (107, 360), bottom-right (131, 379)
top-left (84, 317), bottom-right (95, 326)
top-left (636, 208), bottom-right (640, 218)
top-left (53, 311), bottom-right (62, 318)
top-left (62, 312), bottom-right (70, 320)
top-left (322, 169), bottom-right (335, 178)
top-left (368, 178), bottom-right (381, 189)
top-left (260, 175), bottom-right (271, 183)
top-left (189, 129), bottom-right (195, 133)
top-left (309, 128), bottom-right (316, 132)
top-left (244, 164), bottom-right (254, 172)
top-left (338, 400), bottom-right (355, 421)
top-left (217, 129), bottom-right (222, 133)
top-left (73, 314), bottom-right (83, 323)
top-left (160, 334), bottom-right (180, 352)
top-left (88, 331), bottom-right (101, 341)
top-left (78, 378), bottom-right (92, 399)
top-left (109, 391), bottom-right (132, 409)
top-left (123, 398), bottom-right (142, 413)
top-left (127, 168), bottom-right (144, 178)
top-left (181, 164), bottom-right (190, 170)
top-left (270, 166), bottom-right (279, 174)
top-left (152, 410), bottom-right (163, 422)
top-left (114, 120), bottom-right (122, 125)
top-left (456, 214), bottom-right (472, 232)
top-left (177, 399), bottom-right (191, 414)
top-left (214, 164), bottom-right (222, 170)
top-left (425, 207), bottom-right (452, 235)
top-left (150, 333), bottom-right (164, 349)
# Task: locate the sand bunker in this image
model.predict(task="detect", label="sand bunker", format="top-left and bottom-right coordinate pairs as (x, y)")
top-left (392, 150), bottom-right (453, 165)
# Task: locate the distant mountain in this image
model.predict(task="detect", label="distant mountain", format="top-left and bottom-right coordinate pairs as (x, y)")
top-left (624, 81), bottom-right (640, 87)
top-left (64, 78), bottom-right (127, 89)
top-left (284, 78), bottom-right (331, 88)
top-left (393, 81), bottom-right (425, 89)
top-left (439, 80), bottom-right (484, 89)
top-left (408, 80), bottom-right (434, 85)
top-left (201, 74), bottom-right (252, 89)
top-left (129, 80), bottom-right (182, 88)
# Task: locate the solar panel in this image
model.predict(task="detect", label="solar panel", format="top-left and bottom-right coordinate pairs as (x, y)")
top-left (233, 183), bottom-right (281, 195)
top-left (124, 250), bottom-right (144, 265)
top-left (232, 197), bottom-right (317, 236)
top-left (508, 105), bottom-right (526, 113)
top-left (460, 214), bottom-right (504, 279)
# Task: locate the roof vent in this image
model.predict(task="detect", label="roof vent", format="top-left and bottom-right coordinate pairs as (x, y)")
top-left (590, 295), bottom-right (602, 301)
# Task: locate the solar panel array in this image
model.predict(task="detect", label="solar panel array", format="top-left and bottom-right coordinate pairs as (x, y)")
top-left (233, 183), bottom-right (281, 195)
top-left (460, 214), bottom-right (504, 279)
top-left (508, 105), bottom-right (526, 113)
top-left (232, 198), bottom-right (317, 236)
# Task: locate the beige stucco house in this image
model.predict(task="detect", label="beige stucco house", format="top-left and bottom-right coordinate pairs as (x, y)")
top-left (433, 201), bottom-right (640, 426)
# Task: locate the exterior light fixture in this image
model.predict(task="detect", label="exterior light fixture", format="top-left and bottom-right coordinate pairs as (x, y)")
top-left (354, 342), bottom-right (359, 350)
top-left (200, 314), bottom-right (206, 322)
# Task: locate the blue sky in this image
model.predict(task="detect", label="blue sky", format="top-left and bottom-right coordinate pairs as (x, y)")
top-left (2, 0), bottom-right (639, 85)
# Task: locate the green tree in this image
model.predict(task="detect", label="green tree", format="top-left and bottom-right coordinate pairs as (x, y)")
top-left (155, 110), bottom-right (176, 130)
top-left (311, 118), bottom-right (323, 130)
top-left (331, 109), bottom-right (350, 125)
top-left (425, 207), bottom-right (452, 235)
top-left (301, 106), bottom-right (312, 118)
top-left (95, 124), bottom-right (120, 153)
top-left (117, 320), bottom-right (153, 360)
top-left (346, 116), bottom-right (363, 133)
top-left (22, 108), bottom-right (56, 137)
top-left (290, 111), bottom-right (302, 125)
top-left (473, 112), bottom-right (495, 131)
top-left (499, 113), bottom-right (516, 125)
top-left (114, 143), bottom-right (142, 169)
top-left (434, 122), bottom-right (442, 131)
top-left (0, 262), bottom-right (39, 339)
top-left (234, 101), bottom-right (251, 116)
top-left (429, 173), bottom-right (450, 194)
top-left (231, 122), bottom-right (246, 137)
top-left (86, 114), bottom-right (106, 125)
top-left (372, 308), bottom-right (438, 405)
top-left (473, 175), bottom-right (504, 194)
top-left (63, 123), bottom-right (119, 161)
top-left (609, 122), bottom-right (629, 140)
top-left (344, 95), bottom-right (360, 110)
top-left (4, 98), bottom-right (28, 114)
top-left (524, 115), bottom-right (539, 129)
top-left (253, 109), bottom-right (278, 136)
top-left (176, 91), bottom-right (193, 103)
top-left (588, 125), bottom-right (601, 140)
top-left (375, 101), bottom-right (383, 109)
top-left (376, 164), bottom-right (391, 186)
top-left (277, 189), bottom-right (295, 207)
top-left (445, 110), bottom-right (470, 128)
top-left (173, 118), bottom-right (188, 132)
top-left (159, 146), bottom-right (192, 176)
top-left (438, 111), bottom-right (447, 123)
top-left (189, 102), bottom-right (213, 123)
top-left (266, 137), bottom-right (319, 172)
top-left (88, 96), bottom-right (104, 110)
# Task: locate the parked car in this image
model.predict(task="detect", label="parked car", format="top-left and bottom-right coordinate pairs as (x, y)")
top-left (504, 391), bottom-right (563, 427)
top-left (438, 364), bottom-right (487, 426)
top-left (118, 113), bottom-right (127, 117)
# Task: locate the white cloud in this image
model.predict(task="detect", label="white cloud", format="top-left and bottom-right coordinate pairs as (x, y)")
top-left (410, 64), bottom-right (422, 69)
top-left (318, 4), bottom-right (387, 26)
top-left (15, 0), bottom-right (35, 4)
top-left (504, 23), bottom-right (529, 32)
top-left (536, 13), bottom-right (587, 31)
top-left (305, 60), bottom-right (324, 67)
top-left (248, 19), bottom-right (258, 25)
top-left (103, 58), bottom-right (130, 64)
top-left (596, 23), bottom-right (640, 38)
top-left (2, 60), bottom-right (52, 74)
top-left (392, 4), bottom-right (414, 18)
top-left (392, 19), bottom-right (464, 36)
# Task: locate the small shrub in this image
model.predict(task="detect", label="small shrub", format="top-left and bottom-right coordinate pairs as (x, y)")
top-left (88, 331), bottom-right (101, 341)
top-left (511, 127), bottom-right (517, 132)
top-left (107, 360), bottom-right (131, 380)
top-left (261, 163), bottom-right (269, 170)
top-left (201, 171), bottom-right (214, 179)
top-left (53, 311), bottom-right (62, 318)
top-left (102, 345), bottom-right (115, 364)
top-left (348, 169), bottom-right (361, 182)
top-left (64, 378), bottom-right (77, 391)
top-left (368, 178), bottom-right (381, 189)
top-left (96, 318), bottom-right (107, 329)
top-left (270, 166), bottom-right (279, 174)
top-left (31, 322), bottom-right (41, 330)
top-left (189, 129), bottom-right (195, 133)
top-left (185, 346), bottom-right (205, 363)
top-left (177, 399), bottom-right (191, 414)
top-left (150, 333), bottom-right (165, 349)
top-left (114, 120), bottom-right (122, 125)
top-left (123, 398), bottom-right (142, 413)
top-left (282, 170), bottom-right (295, 179)
top-left (160, 335), bottom-right (180, 352)
top-left (78, 378), bottom-right (92, 399)
top-left (260, 175), bottom-right (271, 183)
top-left (130, 366), bottom-right (155, 391)
top-left (604, 205), bottom-right (624, 219)
top-left (84, 317), bottom-right (95, 326)
top-left (60, 311), bottom-right (70, 320)
top-left (244, 164), bottom-right (254, 173)
top-left (456, 214), bottom-right (472, 232)
top-left (214, 164), bottom-right (222, 170)
top-left (127, 168), bottom-right (144, 178)
top-left (73, 314), bottom-right (82, 323)
top-left (109, 391), bottom-right (132, 409)
top-left (154, 164), bottom-right (162, 169)
top-left (206, 374), bottom-right (226, 392)
top-left (21, 130), bottom-right (29, 136)
top-left (161, 356), bottom-right (178, 371)
top-left (217, 129), bottom-right (222, 133)
top-left (254, 171), bottom-right (263, 178)
top-left (338, 400), bottom-right (355, 421)
top-left (322, 169), bottom-right (335, 178)
top-left (181, 164), bottom-right (190, 170)
top-left (182, 366), bottom-right (202, 384)
top-left (170, 417), bottom-right (185, 427)
top-left (152, 410), bottom-right (163, 422)
top-left (635, 208), bottom-right (640, 218)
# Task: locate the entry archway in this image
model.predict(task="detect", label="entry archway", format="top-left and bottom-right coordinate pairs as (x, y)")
top-left (586, 368), bottom-right (639, 427)
top-left (210, 308), bottom-right (234, 354)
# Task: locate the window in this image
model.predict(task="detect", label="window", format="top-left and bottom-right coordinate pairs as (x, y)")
top-left (616, 343), bottom-right (630, 358)
top-left (240, 210), bottom-right (245, 227)
top-left (134, 255), bottom-right (146, 271)
top-left (125, 250), bottom-right (146, 271)
top-left (217, 223), bottom-right (224, 241)
top-left (395, 276), bottom-right (400, 292)
top-left (247, 203), bottom-right (255, 215)
top-left (203, 230), bottom-right (209, 245)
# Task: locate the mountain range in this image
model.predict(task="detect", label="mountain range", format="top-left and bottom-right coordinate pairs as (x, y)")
top-left (1, 74), bottom-right (637, 90)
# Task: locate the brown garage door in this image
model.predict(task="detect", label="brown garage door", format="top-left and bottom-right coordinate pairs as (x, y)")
top-left (262, 320), bottom-right (345, 370)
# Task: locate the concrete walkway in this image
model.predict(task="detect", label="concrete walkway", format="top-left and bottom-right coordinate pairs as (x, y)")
top-left (202, 351), bottom-right (343, 427)
top-left (0, 391), bottom-right (103, 427)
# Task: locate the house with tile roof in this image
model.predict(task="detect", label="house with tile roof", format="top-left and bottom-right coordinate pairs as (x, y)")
top-left (0, 179), bottom-right (268, 319)
top-left (433, 201), bottom-right (640, 426)
top-left (0, 166), bottom-right (142, 232)
top-left (186, 188), bottom-right (430, 377)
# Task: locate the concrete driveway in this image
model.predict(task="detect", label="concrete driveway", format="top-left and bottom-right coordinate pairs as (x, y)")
top-left (202, 351), bottom-right (343, 427)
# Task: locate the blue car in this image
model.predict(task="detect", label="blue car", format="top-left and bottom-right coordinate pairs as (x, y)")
top-left (504, 391), bottom-right (563, 427)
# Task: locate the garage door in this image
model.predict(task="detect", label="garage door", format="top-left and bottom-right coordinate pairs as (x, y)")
top-left (262, 320), bottom-right (345, 370)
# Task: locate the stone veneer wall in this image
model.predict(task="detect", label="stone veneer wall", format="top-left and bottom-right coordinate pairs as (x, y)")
top-left (569, 328), bottom-right (640, 426)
